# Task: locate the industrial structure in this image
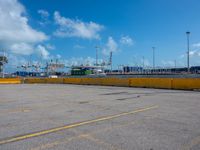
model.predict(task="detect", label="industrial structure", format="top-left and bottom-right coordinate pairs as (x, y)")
top-left (0, 54), bottom-right (8, 78)
top-left (2, 30), bottom-right (200, 78)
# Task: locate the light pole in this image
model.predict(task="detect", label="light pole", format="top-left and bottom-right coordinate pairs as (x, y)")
top-left (95, 46), bottom-right (99, 66)
top-left (186, 31), bottom-right (190, 73)
top-left (142, 56), bottom-right (145, 73)
top-left (174, 60), bottom-right (177, 68)
top-left (109, 51), bottom-right (113, 72)
top-left (142, 56), bottom-right (145, 68)
top-left (152, 47), bottom-right (155, 70)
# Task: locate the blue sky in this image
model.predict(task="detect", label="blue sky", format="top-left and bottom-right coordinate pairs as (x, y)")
top-left (1, 0), bottom-right (200, 71)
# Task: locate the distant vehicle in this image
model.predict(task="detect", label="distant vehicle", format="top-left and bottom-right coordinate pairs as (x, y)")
top-left (40, 73), bottom-right (46, 77)
top-left (48, 75), bottom-right (58, 78)
top-left (98, 73), bottom-right (107, 77)
top-left (93, 68), bottom-right (103, 74)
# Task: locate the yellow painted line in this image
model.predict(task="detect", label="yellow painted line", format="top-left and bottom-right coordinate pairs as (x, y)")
top-left (0, 105), bottom-right (158, 145)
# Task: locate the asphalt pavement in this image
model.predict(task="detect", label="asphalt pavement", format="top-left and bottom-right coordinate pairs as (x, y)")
top-left (0, 84), bottom-right (200, 150)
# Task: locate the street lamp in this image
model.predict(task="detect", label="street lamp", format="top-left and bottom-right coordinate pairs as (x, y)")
top-left (152, 47), bottom-right (155, 70)
top-left (186, 31), bottom-right (190, 73)
top-left (95, 46), bottom-right (100, 66)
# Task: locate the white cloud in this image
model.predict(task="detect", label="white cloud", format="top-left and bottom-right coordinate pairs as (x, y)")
top-left (46, 44), bottom-right (55, 50)
top-left (38, 9), bottom-right (50, 26)
top-left (0, 0), bottom-right (48, 55)
top-left (8, 54), bottom-right (27, 67)
top-left (102, 36), bottom-right (118, 56)
top-left (53, 11), bottom-right (104, 39)
top-left (0, 0), bottom-right (48, 44)
top-left (120, 36), bottom-right (134, 46)
top-left (10, 43), bottom-right (34, 55)
top-left (190, 50), bottom-right (200, 57)
top-left (38, 9), bottom-right (49, 18)
top-left (36, 45), bottom-right (50, 60)
top-left (181, 50), bottom-right (200, 58)
top-left (192, 43), bottom-right (200, 48)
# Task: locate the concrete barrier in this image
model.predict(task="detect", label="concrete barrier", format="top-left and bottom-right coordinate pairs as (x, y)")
top-left (101, 78), bottom-right (129, 87)
top-left (0, 78), bottom-right (21, 84)
top-left (129, 78), bottom-right (200, 90)
top-left (23, 77), bottom-right (200, 90)
top-left (172, 78), bottom-right (200, 90)
top-left (80, 78), bottom-right (102, 85)
top-left (63, 78), bottom-right (82, 84)
top-left (129, 78), bottom-right (172, 89)
top-left (24, 78), bottom-right (47, 84)
top-left (45, 78), bottom-right (64, 84)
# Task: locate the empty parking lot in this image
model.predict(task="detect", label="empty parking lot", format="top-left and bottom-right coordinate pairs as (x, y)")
top-left (0, 84), bottom-right (200, 150)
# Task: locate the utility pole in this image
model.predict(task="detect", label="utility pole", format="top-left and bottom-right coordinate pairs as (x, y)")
top-left (110, 51), bottom-right (113, 72)
top-left (174, 60), bottom-right (177, 68)
top-left (152, 47), bottom-right (155, 70)
top-left (142, 56), bottom-right (145, 68)
top-left (95, 46), bottom-right (99, 66)
top-left (142, 56), bottom-right (145, 74)
top-left (186, 31), bottom-right (190, 73)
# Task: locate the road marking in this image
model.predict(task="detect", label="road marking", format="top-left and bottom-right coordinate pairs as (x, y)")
top-left (30, 121), bottom-right (138, 150)
top-left (0, 105), bottom-right (158, 145)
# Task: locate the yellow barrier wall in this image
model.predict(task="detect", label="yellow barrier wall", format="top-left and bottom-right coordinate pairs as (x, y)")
top-left (25, 78), bottom-right (64, 84)
top-left (172, 78), bottom-right (200, 90)
top-left (45, 78), bottom-right (64, 84)
top-left (101, 78), bottom-right (129, 87)
top-left (24, 78), bottom-right (47, 84)
top-left (23, 77), bottom-right (200, 90)
top-left (63, 78), bottom-right (82, 84)
top-left (80, 78), bottom-right (102, 85)
top-left (129, 78), bottom-right (172, 89)
top-left (0, 78), bottom-right (21, 84)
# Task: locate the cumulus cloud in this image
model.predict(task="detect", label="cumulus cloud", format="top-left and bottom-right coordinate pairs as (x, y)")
top-left (102, 37), bottom-right (118, 56)
top-left (120, 36), bottom-right (134, 46)
top-left (0, 0), bottom-right (48, 55)
top-left (10, 43), bottom-right (34, 55)
top-left (53, 11), bottom-right (104, 39)
top-left (36, 45), bottom-right (50, 60)
top-left (0, 0), bottom-right (48, 43)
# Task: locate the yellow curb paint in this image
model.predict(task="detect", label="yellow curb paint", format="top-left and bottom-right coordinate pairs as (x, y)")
top-left (0, 105), bottom-right (158, 145)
